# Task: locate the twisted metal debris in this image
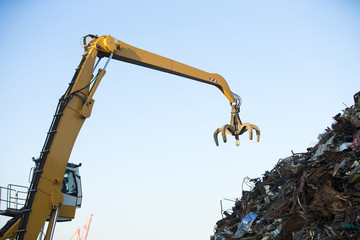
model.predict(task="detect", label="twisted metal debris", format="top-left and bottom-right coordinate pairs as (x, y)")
top-left (212, 91), bottom-right (360, 240)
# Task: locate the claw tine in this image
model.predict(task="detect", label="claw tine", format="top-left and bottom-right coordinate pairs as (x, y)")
top-left (243, 123), bottom-right (253, 140)
top-left (213, 129), bottom-right (220, 146)
top-left (256, 129), bottom-right (260, 142)
top-left (251, 124), bottom-right (260, 132)
top-left (238, 125), bottom-right (247, 135)
top-left (224, 125), bottom-right (235, 135)
top-left (222, 125), bottom-right (236, 143)
top-left (226, 125), bottom-right (236, 135)
top-left (251, 124), bottom-right (261, 142)
top-left (248, 127), bottom-right (253, 140)
top-left (250, 124), bottom-right (260, 142)
top-left (221, 128), bottom-right (227, 143)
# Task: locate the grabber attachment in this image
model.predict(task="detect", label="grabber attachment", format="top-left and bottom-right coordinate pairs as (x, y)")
top-left (213, 93), bottom-right (260, 146)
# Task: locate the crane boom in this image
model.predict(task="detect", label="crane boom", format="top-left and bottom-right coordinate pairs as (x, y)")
top-left (0, 34), bottom-right (259, 240)
top-left (92, 35), bottom-right (236, 103)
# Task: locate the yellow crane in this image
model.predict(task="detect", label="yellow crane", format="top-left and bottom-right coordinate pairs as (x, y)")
top-left (0, 34), bottom-right (260, 240)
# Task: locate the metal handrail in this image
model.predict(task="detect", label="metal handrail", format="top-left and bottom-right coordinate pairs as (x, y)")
top-left (0, 184), bottom-right (28, 211)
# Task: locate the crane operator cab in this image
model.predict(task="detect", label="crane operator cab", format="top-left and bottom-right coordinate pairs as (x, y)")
top-left (58, 162), bottom-right (83, 221)
top-left (0, 163), bottom-right (82, 222)
top-left (62, 163), bottom-right (82, 209)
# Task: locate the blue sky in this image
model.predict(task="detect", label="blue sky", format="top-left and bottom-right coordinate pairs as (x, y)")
top-left (0, 1), bottom-right (359, 239)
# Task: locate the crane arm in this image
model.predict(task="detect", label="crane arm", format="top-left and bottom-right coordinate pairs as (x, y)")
top-left (87, 35), bottom-right (260, 145)
top-left (0, 34), bottom-right (259, 240)
top-left (90, 35), bottom-right (236, 103)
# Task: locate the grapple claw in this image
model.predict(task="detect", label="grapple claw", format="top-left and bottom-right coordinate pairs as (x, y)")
top-left (213, 124), bottom-right (236, 146)
top-left (213, 92), bottom-right (260, 146)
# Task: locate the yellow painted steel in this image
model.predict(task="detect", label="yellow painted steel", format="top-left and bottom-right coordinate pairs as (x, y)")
top-left (0, 218), bottom-right (20, 239)
top-left (58, 205), bottom-right (76, 219)
top-left (98, 36), bottom-right (237, 103)
top-left (43, 209), bottom-right (58, 240)
top-left (15, 44), bottom-right (100, 240)
top-left (1, 34), bottom-right (259, 240)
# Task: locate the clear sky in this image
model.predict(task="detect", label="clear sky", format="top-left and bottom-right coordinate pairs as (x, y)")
top-left (0, 0), bottom-right (359, 239)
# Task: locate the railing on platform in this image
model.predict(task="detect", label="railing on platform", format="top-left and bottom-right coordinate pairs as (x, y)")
top-left (0, 184), bottom-right (28, 213)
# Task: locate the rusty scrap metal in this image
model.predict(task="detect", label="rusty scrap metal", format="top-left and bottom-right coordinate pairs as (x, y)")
top-left (211, 91), bottom-right (360, 240)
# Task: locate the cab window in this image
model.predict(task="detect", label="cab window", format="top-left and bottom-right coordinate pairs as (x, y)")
top-left (62, 170), bottom-right (77, 196)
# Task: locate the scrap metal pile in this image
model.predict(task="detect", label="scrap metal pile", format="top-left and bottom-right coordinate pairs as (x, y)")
top-left (212, 92), bottom-right (360, 240)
